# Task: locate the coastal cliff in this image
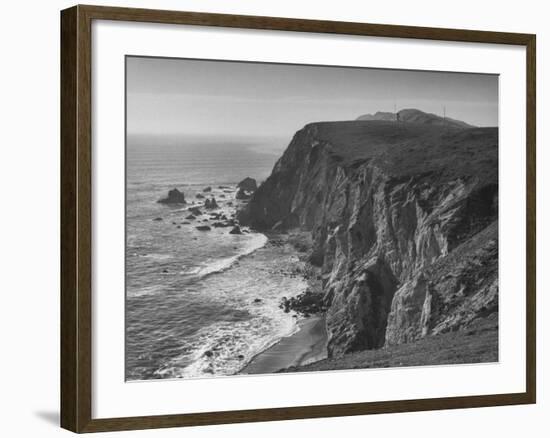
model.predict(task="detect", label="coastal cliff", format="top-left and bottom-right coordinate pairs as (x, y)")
top-left (239, 112), bottom-right (498, 359)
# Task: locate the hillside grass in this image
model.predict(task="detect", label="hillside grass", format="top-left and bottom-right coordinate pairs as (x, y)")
top-left (281, 314), bottom-right (498, 373)
top-left (308, 121), bottom-right (498, 185)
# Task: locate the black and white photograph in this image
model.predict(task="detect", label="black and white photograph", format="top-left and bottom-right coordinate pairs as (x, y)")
top-left (1, 0), bottom-right (543, 435)
top-left (125, 56), bottom-right (499, 381)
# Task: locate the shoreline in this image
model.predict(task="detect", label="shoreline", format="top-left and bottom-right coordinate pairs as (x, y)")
top-left (239, 314), bottom-right (328, 375)
top-left (236, 230), bottom-right (327, 376)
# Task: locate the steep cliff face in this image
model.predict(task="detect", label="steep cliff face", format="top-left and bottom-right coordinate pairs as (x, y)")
top-left (385, 221), bottom-right (498, 346)
top-left (239, 118), bottom-right (498, 358)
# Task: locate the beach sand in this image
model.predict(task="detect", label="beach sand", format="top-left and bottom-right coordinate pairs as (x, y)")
top-left (240, 315), bottom-right (328, 375)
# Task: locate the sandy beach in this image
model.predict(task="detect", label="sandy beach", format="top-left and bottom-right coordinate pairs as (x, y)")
top-left (239, 315), bottom-right (328, 375)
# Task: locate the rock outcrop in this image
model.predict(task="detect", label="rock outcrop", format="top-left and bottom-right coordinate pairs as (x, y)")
top-left (157, 188), bottom-right (186, 204)
top-left (236, 188), bottom-right (252, 200)
top-left (204, 198), bottom-right (219, 209)
top-left (385, 221), bottom-right (498, 345)
top-left (237, 177), bottom-right (258, 192)
top-left (236, 177), bottom-right (257, 200)
top-left (238, 115), bottom-right (498, 358)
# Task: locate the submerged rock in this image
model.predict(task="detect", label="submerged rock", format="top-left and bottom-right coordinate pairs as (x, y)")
top-left (212, 221), bottom-right (231, 228)
top-left (153, 217), bottom-right (163, 221)
top-left (203, 186), bottom-right (212, 192)
top-left (188, 206), bottom-right (202, 215)
top-left (196, 225), bottom-right (211, 231)
top-left (157, 188), bottom-right (186, 204)
top-left (196, 193), bottom-right (205, 199)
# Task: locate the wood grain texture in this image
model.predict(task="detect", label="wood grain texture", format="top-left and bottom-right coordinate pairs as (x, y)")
top-left (78, 4), bottom-right (534, 44)
top-left (60, 5), bottom-right (78, 432)
top-left (60, 4), bottom-right (537, 433)
top-left (525, 34), bottom-right (536, 404)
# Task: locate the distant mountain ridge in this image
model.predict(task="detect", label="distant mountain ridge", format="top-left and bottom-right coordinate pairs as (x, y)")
top-left (357, 108), bottom-right (475, 129)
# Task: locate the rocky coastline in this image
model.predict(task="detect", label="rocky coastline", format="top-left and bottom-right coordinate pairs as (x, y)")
top-left (151, 109), bottom-right (499, 374)
top-left (238, 110), bottom-right (499, 369)
top-left (155, 177), bottom-right (259, 236)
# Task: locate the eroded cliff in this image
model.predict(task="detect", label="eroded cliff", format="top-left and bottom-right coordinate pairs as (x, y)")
top-left (239, 117), bottom-right (498, 358)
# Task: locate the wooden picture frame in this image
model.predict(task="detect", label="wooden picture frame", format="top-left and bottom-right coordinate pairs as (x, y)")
top-left (61, 4), bottom-right (536, 433)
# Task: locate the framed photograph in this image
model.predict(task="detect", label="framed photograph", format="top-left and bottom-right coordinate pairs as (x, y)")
top-left (60, 5), bottom-right (536, 433)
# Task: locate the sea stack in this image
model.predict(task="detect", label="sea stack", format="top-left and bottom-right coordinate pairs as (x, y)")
top-left (236, 177), bottom-right (257, 200)
top-left (204, 197), bottom-right (219, 209)
top-left (157, 188), bottom-right (186, 204)
top-left (237, 177), bottom-right (257, 192)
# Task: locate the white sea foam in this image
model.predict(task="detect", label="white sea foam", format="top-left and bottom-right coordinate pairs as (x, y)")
top-left (191, 233), bottom-right (268, 279)
top-left (154, 313), bottom-right (299, 379)
top-left (125, 141), bottom-right (288, 381)
top-left (128, 284), bottom-right (165, 298)
top-left (140, 253), bottom-right (172, 261)
top-left (128, 239), bottom-right (309, 381)
top-left (152, 262), bottom-right (307, 379)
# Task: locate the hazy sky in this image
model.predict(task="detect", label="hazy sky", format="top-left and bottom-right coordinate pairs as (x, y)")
top-left (126, 56), bottom-right (498, 140)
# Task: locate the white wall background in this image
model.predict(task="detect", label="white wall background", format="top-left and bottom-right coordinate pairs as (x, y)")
top-left (0, 0), bottom-right (546, 436)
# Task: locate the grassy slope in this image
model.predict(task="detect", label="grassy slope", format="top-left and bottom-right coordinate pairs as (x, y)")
top-left (281, 314), bottom-right (498, 373)
top-left (309, 121), bottom-right (497, 185)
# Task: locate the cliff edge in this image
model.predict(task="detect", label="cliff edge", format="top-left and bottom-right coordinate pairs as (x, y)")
top-left (239, 113), bottom-right (498, 360)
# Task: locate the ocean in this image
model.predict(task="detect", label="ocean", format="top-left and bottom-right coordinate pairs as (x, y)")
top-left (125, 135), bottom-right (308, 380)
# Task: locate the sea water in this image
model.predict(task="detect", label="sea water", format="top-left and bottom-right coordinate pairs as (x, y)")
top-left (125, 135), bottom-right (307, 380)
